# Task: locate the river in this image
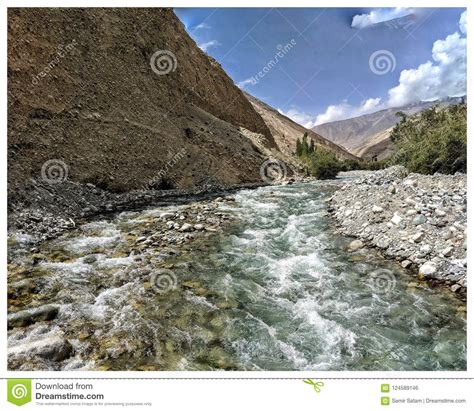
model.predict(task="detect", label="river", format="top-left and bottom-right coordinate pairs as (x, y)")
top-left (7, 180), bottom-right (466, 371)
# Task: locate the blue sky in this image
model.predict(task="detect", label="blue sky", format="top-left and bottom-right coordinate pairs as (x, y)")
top-left (175, 8), bottom-right (467, 127)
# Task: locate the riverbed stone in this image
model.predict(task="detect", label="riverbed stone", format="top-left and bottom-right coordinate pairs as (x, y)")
top-left (348, 239), bottom-right (364, 252)
top-left (412, 232), bottom-right (424, 243)
top-left (372, 205), bottom-right (383, 213)
top-left (391, 214), bottom-right (402, 225)
top-left (8, 304), bottom-right (59, 328)
top-left (413, 214), bottom-right (427, 225)
top-left (419, 262), bottom-right (437, 277)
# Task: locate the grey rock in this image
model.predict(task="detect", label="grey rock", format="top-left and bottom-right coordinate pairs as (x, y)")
top-left (412, 214), bottom-right (427, 225)
top-left (180, 223), bottom-right (194, 232)
top-left (419, 262), bottom-right (437, 277)
top-left (412, 232), bottom-right (424, 243)
top-left (8, 304), bottom-right (59, 328)
top-left (372, 205), bottom-right (383, 213)
top-left (348, 239), bottom-right (364, 252)
top-left (401, 260), bottom-right (412, 269)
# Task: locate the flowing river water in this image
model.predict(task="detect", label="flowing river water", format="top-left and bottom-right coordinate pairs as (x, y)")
top-left (7, 181), bottom-right (466, 371)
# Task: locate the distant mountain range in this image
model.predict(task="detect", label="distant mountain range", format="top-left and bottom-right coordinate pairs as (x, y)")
top-left (313, 97), bottom-right (465, 160)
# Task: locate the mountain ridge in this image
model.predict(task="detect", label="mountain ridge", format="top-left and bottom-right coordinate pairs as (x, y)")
top-left (312, 97), bottom-right (464, 159)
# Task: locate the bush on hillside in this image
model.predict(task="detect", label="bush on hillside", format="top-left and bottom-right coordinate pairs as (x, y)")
top-left (389, 103), bottom-right (467, 174)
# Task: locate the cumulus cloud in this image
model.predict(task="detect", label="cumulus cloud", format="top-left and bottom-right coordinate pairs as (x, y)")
top-left (387, 11), bottom-right (466, 107)
top-left (459, 10), bottom-right (467, 34)
top-left (312, 98), bottom-right (384, 126)
top-left (351, 8), bottom-right (413, 29)
top-left (199, 40), bottom-right (221, 52)
top-left (308, 10), bottom-right (467, 126)
top-left (278, 107), bottom-right (319, 129)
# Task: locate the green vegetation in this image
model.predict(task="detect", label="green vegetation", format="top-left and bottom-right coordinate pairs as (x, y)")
top-left (389, 103), bottom-right (467, 174)
top-left (294, 103), bottom-right (466, 179)
top-left (295, 133), bottom-right (344, 179)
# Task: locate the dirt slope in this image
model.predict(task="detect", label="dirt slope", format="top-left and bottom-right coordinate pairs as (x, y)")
top-left (353, 128), bottom-right (395, 160)
top-left (8, 8), bottom-right (277, 206)
top-left (244, 92), bottom-right (358, 161)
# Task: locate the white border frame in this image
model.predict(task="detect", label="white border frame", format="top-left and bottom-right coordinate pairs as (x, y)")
top-left (1, 0), bottom-right (471, 380)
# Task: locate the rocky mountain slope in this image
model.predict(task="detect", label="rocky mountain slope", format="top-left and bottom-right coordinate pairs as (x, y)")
top-left (313, 97), bottom-right (463, 159)
top-left (244, 92), bottom-right (358, 161)
top-left (352, 128), bottom-right (395, 160)
top-left (8, 8), bottom-right (278, 213)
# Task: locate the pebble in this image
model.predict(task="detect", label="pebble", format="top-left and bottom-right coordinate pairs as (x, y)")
top-left (419, 262), bottom-right (437, 277)
top-left (413, 214), bottom-right (427, 225)
top-left (412, 232), bottom-right (424, 243)
top-left (348, 239), bottom-right (364, 252)
top-left (180, 223), bottom-right (193, 232)
top-left (391, 214), bottom-right (402, 225)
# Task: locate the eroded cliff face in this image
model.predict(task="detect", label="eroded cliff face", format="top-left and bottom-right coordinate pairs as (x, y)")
top-left (8, 8), bottom-right (276, 202)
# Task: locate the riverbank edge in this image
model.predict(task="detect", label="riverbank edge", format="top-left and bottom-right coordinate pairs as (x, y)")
top-left (8, 180), bottom-right (275, 244)
top-left (326, 167), bottom-right (467, 301)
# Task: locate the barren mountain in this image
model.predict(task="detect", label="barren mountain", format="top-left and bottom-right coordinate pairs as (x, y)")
top-left (352, 128), bottom-right (395, 160)
top-left (312, 97), bottom-right (463, 159)
top-left (8, 8), bottom-right (278, 208)
top-left (244, 92), bottom-right (358, 161)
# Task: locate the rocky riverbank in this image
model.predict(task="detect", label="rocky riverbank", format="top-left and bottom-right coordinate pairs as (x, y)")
top-left (328, 166), bottom-right (467, 299)
top-left (8, 179), bottom-right (266, 244)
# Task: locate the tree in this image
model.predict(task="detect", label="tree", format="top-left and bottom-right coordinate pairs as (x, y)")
top-left (301, 132), bottom-right (309, 157)
top-left (296, 138), bottom-right (302, 156)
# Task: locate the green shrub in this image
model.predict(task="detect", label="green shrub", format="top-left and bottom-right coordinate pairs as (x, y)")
top-left (308, 148), bottom-right (343, 179)
top-left (389, 103), bottom-right (466, 174)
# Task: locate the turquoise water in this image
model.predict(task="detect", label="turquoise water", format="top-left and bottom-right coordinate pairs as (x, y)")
top-left (8, 181), bottom-right (467, 371)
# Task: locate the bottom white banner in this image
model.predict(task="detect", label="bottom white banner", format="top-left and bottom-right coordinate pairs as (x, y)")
top-left (2, 378), bottom-right (473, 411)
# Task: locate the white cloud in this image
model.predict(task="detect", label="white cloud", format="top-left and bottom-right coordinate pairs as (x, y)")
top-left (310, 10), bottom-right (467, 126)
top-left (237, 78), bottom-right (257, 89)
top-left (193, 22), bottom-right (211, 30)
top-left (351, 8), bottom-right (413, 29)
top-left (199, 40), bottom-right (221, 52)
top-left (278, 107), bottom-right (319, 129)
top-left (459, 10), bottom-right (467, 34)
top-left (387, 12), bottom-right (466, 107)
top-left (312, 98), bottom-right (384, 126)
